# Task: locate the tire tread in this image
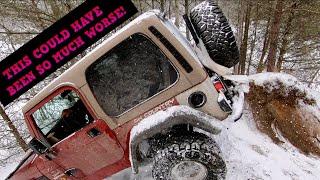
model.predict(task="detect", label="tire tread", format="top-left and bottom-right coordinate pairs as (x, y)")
top-left (190, 0), bottom-right (239, 68)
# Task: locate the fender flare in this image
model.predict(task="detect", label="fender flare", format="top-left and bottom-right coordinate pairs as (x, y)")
top-left (129, 105), bottom-right (224, 174)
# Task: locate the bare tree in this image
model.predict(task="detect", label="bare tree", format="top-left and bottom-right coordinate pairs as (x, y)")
top-left (257, 16), bottom-right (271, 73)
top-left (276, 2), bottom-right (297, 71)
top-left (174, 0), bottom-right (180, 27)
top-left (160, 0), bottom-right (165, 12)
top-left (266, 0), bottom-right (284, 72)
top-left (247, 2), bottom-right (259, 75)
top-left (184, 0), bottom-right (191, 40)
top-left (239, 1), bottom-right (252, 74)
top-left (0, 105), bottom-right (28, 152)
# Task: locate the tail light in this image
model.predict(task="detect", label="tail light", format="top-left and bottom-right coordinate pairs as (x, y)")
top-left (213, 81), bottom-right (224, 92)
top-left (211, 74), bottom-right (233, 113)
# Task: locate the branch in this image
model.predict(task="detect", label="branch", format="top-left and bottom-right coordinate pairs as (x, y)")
top-left (293, 8), bottom-right (320, 15)
top-left (0, 31), bottom-right (39, 35)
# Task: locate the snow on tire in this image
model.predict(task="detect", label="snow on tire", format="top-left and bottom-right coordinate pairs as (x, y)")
top-left (190, 0), bottom-right (239, 68)
top-left (152, 133), bottom-right (226, 180)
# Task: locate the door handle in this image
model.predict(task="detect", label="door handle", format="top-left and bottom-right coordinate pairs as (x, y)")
top-left (44, 148), bottom-right (57, 160)
top-left (87, 127), bottom-right (101, 138)
top-left (65, 168), bottom-right (85, 178)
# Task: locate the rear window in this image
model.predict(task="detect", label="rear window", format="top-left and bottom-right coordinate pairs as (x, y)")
top-left (86, 34), bottom-right (178, 116)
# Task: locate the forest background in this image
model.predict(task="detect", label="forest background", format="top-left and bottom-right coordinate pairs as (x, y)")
top-left (0, 0), bottom-right (319, 165)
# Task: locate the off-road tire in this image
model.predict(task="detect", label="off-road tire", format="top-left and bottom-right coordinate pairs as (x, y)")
top-left (152, 133), bottom-right (226, 180)
top-left (190, 0), bottom-right (239, 68)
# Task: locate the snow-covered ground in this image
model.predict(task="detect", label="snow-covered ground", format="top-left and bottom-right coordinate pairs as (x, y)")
top-left (0, 163), bottom-right (18, 180)
top-left (3, 73), bottom-right (320, 179)
top-left (4, 107), bottom-right (319, 180)
top-left (109, 72), bottom-right (320, 179)
top-left (108, 106), bottom-right (320, 180)
top-left (217, 108), bottom-right (320, 180)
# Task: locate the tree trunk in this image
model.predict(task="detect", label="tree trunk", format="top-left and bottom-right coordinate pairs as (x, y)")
top-left (239, 1), bottom-right (252, 75)
top-left (168, 0), bottom-right (171, 18)
top-left (236, 0), bottom-right (244, 46)
top-left (276, 3), bottom-right (297, 72)
top-left (247, 3), bottom-right (259, 75)
top-left (151, 0), bottom-right (155, 9)
top-left (266, 0), bottom-right (284, 72)
top-left (174, 0), bottom-right (180, 27)
top-left (235, 0), bottom-right (244, 74)
top-left (185, 0), bottom-right (190, 40)
top-left (257, 16), bottom-right (271, 73)
top-left (0, 105), bottom-right (28, 152)
top-left (138, 0), bottom-right (143, 13)
top-left (160, 0), bottom-right (165, 12)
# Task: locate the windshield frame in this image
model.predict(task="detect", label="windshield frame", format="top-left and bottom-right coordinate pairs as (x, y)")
top-left (25, 86), bottom-right (96, 142)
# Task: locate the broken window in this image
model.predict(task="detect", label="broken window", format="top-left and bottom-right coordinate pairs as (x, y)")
top-left (86, 33), bottom-right (178, 116)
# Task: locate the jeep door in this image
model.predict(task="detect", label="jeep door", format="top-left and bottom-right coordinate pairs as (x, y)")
top-left (28, 87), bottom-right (124, 178)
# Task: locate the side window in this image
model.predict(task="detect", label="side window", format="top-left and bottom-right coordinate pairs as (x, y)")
top-left (86, 34), bottom-right (178, 116)
top-left (32, 90), bottom-right (93, 145)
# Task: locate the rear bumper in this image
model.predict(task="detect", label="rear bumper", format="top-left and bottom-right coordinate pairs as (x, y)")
top-left (224, 88), bottom-right (245, 122)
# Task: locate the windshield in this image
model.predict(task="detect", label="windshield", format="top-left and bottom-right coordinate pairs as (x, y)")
top-left (86, 33), bottom-right (178, 116)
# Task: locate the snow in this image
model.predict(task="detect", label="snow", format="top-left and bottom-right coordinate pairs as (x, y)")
top-left (224, 85), bottom-right (246, 123)
top-left (216, 108), bottom-right (320, 180)
top-left (248, 72), bottom-right (320, 119)
top-left (226, 72), bottom-right (320, 106)
top-left (0, 162), bottom-right (18, 180)
top-left (215, 73), bottom-right (320, 179)
top-left (110, 72), bottom-right (320, 179)
top-left (130, 106), bottom-right (223, 141)
top-left (110, 105), bottom-right (320, 179)
top-left (129, 105), bottom-right (224, 172)
top-left (248, 73), bottom-right (320, 100)
top-left (249, 72), bottom-right (300, 89)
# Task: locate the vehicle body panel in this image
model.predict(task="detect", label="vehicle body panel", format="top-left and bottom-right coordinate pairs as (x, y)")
top-left (9, 153), bottom-right (42, 180)
top-left (10, 11), bottom-right (231, 180)
top-left (50, 119), bottom-right (124, 176)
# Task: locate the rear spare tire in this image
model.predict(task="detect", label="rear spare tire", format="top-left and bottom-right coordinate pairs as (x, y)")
top-left (190, 0), bottom-right (239, 68)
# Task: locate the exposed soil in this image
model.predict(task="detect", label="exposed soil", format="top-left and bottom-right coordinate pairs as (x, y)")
top-left (247, 81), bottom-right (320, 156)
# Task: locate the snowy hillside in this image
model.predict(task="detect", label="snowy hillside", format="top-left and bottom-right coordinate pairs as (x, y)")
top-left (3, 109), bottom-right (319, 180)
top-left (109, 72), bottom-right (320, 180)
top-left (2, 73), bottom-right (320, 179)
top-left (219, 73), bottom-right (320, 179)
top-left (108, 107), bottom-right (320, 180)
top-left (0, 163), bottom-right (17, 180)
top-left (216, 108), bottom-right (320, 179)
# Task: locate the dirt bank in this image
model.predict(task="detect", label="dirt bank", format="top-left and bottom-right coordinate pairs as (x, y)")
top-left (247, 80), bottom-right (320, 156)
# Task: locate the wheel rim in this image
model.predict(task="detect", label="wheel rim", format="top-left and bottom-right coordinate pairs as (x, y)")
top-left (171, 161), bottom-right (208, 180)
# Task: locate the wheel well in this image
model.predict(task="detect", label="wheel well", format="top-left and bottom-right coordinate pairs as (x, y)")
top-left (136, 124), bottom-right (210, 161)
top-left (129, 106), bottom-right (223, 174)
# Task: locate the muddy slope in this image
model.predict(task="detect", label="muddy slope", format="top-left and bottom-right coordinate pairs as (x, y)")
top-left (247, 80), bottom-right (320, 156)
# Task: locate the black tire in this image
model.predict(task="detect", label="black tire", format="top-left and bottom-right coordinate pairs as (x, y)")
top-left (190, 0), bottom-right (239, 68)
top-left (152, 133), bottom-right (226, 180)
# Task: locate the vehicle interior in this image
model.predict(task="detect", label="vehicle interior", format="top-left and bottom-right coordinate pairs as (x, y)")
top-left (32, 90), bottom-right (93, 145)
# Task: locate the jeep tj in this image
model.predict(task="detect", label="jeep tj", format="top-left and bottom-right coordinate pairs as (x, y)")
top-left (7, 1), bottom-right (242, 179)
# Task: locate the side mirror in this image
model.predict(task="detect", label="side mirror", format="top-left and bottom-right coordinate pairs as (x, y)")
top-left (28, 138), bottom-right (48, 155)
